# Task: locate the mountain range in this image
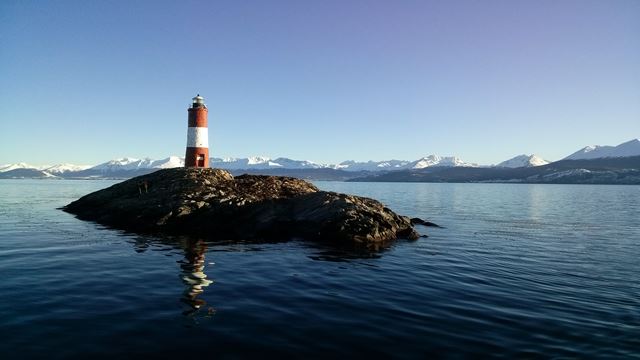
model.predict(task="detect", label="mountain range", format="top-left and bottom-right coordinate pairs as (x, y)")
top-left (495, 154), bottom-right (549, 168)
top-left (564, 139), bottom-right (640, 160)
top-left (1, 139), bottom-right (639, 183)
top-left (350, 156), bottom-right (640, 185)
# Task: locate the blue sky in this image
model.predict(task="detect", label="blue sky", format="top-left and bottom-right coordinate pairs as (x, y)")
top-left (1, 0), bottom-right (639, 165)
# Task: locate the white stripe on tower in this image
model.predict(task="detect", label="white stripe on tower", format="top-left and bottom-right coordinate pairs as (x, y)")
top-left (187, 127), bottom-right (209, 148)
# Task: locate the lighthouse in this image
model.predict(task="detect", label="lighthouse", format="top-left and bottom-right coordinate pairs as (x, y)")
top-left (185, 94), bottom-right (209, 168)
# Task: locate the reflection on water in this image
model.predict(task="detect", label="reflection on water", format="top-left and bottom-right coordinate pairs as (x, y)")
top-left (128, 234), bottom-right (393, 321)
top-left (177, 239), bottom-right (214, 318)
top-left (130, 236), bottom-right (216, 319)
top-left (2, 180), bottom-right (640, 357)
top-left (131, 236), bottom-right (151, 253)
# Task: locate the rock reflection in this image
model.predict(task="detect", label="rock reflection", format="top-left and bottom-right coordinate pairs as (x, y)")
top-left (177, 238), bottom-right (214, 318)
top-left (131, 236), bottom-right (152, 253)
top-left (305, 240), bottom-right (390, 262)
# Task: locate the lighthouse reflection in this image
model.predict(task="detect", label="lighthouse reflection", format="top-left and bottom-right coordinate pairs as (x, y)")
top-left (176, 238), bottom-right (214, 318)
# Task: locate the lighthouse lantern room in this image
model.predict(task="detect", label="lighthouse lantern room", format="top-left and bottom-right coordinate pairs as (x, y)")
top-left (185, 94), bottom-right (209, 168)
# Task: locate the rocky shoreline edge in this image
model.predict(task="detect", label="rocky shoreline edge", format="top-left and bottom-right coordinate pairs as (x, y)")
top-left (63, 168), bottom-right (426, 246)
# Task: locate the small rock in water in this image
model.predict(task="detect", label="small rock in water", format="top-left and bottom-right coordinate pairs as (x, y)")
top-left (410, 217), bottom-right (443, 228)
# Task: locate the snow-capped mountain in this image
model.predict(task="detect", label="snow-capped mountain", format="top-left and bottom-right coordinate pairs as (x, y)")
top-left (5, 138), bottom-right (639, 178)
top-left (407, 155), bottom-right (477, 169)
top-left (564, 145), bottom-right (615, 160)
top-left (333, 156), bottom-right (475, 171)
top-left (90, 157), bottom-right (184, 171)
top-left (564, 139), bottom-right (640, 160)
top-left (151, 156), bottom-right (184, 169)
top-left (210, 157), bottom-right (322, 170)
top-left (269, 157), bottom-right (323, 169)
top-left (333, 160), bottom-right (411, 172)
top-left (44, 163), bottom-right (93, 174)
top-left (496, 154), bottom-right (549, 168)
top-left (0, 154), bottom-right (479, 176)
top-left (91, 158), bottom-right (157, 171)
top-left (85, 156), bottom-right (325, 172)
top-left (0, 163), bottom-right (49, 172)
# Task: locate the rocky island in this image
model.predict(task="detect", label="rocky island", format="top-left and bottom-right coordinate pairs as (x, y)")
top-left (63, 168), bottom-right (421, 246)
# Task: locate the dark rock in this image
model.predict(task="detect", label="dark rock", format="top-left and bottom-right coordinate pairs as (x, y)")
top-left (63, 168), bottom-right (421, 245)
top-left (410, 217), bottom-right (443, 228)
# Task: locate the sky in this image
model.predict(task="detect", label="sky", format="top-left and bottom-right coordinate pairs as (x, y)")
top-left (1, 0), bottom-right (639, 166)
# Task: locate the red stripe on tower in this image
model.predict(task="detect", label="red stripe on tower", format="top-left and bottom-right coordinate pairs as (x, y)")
top-left (185, 94), bottom-right (209, 168)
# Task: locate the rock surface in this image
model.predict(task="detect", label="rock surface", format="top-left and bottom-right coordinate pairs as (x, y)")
top-left (410, 217), bottom-right (443, 228)
top-left (63, 168), bottom-right (420, 245)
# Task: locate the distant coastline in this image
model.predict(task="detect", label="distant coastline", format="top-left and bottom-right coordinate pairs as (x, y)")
top-left (3, 139), bottom-right (639, 184)
top-left (347, 156), bottom-right (640, 185)
top-left (2, 155), bottom-right (639, 185)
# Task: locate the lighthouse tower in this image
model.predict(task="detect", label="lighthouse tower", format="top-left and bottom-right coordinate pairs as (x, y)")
top-left (185, 94), bottom-right (209, 168)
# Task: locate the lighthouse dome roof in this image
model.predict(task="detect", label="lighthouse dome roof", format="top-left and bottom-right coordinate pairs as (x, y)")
top-left (191, 94), bottom-right (206, 107)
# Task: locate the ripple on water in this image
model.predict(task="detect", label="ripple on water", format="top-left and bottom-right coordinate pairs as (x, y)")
top-left (0, 180), bottom-right (639, 358)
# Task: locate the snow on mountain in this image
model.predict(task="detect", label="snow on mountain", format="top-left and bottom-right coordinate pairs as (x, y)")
top-left (564, 139), bottom-right (640, 160)
top-left (564, 145), bottom-right (616, 160)
top-left (333, 156), bottom-right (475, 171)
top-left (44, 163), bottom-right (93, 174)
top-left (496, 154), bottom-right (549, 168)
top-left (210, 157), bottom-right (268, 169)
top-left (0, 168), bottom-right (59, 179)
top-left (49, 155), bottom-right (310, 173)
top-left (150, 156), bottom-right (184, 169)
top-left (17, 140), bottom-right (639, 177)
top-left (89, 156), bottom-right (187, 171)
top-left (334, 160), bottom-right (411, 172)
top-left (247, 156), bottom-right (271, 165)
top-left (6, 139), bottom-right (638, 176)
top-left (0, 163), bottom-right (49, 172)
top-left (15, 155), bottom-right (476, 174)
top-left (210, 157), bottom-right (322, 170)
top-left (90, 157), bottom-right (157, 171)
top-left (270, 157), bottom-right (322, 169)
top-left (407, 155), bottom-right (477, 169)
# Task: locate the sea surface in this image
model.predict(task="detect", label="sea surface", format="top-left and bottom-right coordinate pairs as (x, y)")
top-left (0, 180), bottom-right (639, 358)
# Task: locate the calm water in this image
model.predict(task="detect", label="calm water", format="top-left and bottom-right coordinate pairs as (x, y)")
top-left (0, 180), bottom-right (639, 358)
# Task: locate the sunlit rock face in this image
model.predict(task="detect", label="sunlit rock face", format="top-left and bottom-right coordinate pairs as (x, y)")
top-left (63, 168), bottom-right (419, 246)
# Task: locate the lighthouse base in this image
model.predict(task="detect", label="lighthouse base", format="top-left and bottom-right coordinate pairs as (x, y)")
top-left (185, 147), bottom-right (209, 168)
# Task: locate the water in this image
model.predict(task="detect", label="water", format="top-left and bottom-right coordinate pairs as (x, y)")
top-left (1, 180), bottom-right (639, 358)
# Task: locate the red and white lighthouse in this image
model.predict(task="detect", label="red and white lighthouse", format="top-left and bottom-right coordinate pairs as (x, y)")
top-left (185, 94), bottom-right (209, 168)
